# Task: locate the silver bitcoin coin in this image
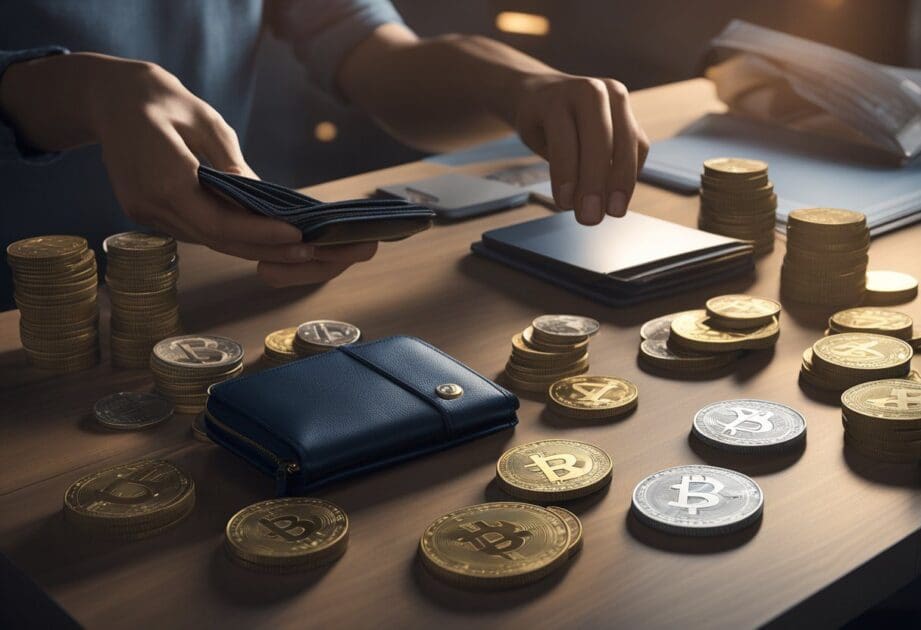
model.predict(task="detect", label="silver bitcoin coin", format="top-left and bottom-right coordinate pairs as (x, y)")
top-left (692, 399), bottom-right (807, 453)
top-left (531, 314), bottom-right (600, 339)
top-left (295, 320), bottom-right (361, 348)
top-left (94, 392), bottom-right (175, 430)
top-left (152, 335), bottom-right (244, 370)
top-left (631, 464), bottom-right (763, 536)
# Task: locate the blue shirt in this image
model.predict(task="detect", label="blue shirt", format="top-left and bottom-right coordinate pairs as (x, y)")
top-left (0, 0), bottom-right (403, 309)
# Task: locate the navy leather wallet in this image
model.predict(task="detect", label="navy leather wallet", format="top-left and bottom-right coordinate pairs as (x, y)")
top-left (204, 336), bottom-right (519, 495)
top-left (198, 165), bottom-right (435, 245)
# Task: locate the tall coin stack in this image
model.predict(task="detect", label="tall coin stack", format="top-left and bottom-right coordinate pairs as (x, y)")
top-left (105, 232), bottom-right (181, 368)
top-left (698, 157), bottom-right (776, 255)
top-left (7, 235), bottom-right (100, 372)
top-left (781, 208), bottom-right (869, 307)
top-left (799, 332), bottom-right (912, 392)
top-left (151, 335), bottom-right (244, 414)
top-left (503, 315), bottom-right (599, 393)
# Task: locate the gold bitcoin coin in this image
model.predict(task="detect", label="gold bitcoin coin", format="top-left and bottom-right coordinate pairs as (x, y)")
top-left (547, 506), bottom-right (583, 556)
top-left (640, 311), bottom-right (699, 341)
top-left (7, 235), bottom-right (87, 264)
top-left (419, 502), bottom-right (570, 588)
top-left (703, 157), bottom-right (768, 177)
top-left (864, 270), bottom-right (919, 305)
top-left (264, 327), bottom-right (299, 364)
top-left (103, 231), bottom-right (175, 255)
top-left (548, 375), bottom-right (637, 419)
top-left (225, 498), bottom-right (348, 571)
top-left (787, 208), bottom-right (866, 231)
top-left (705, 294), bottom-right (781, 330)
top-left (669, 309), bottom-right (779, 353)
top-left (842, 379), bottom-right (921, 426)
top-left (496, 439), bottom-right (612, 501)
top-left (829, 308), bottom-right (913, 340)
top-left (812, 333), bottom-right (912, 376)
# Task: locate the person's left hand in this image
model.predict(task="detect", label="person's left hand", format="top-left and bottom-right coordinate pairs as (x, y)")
top-left (513, 73), bottom-right (649, 225)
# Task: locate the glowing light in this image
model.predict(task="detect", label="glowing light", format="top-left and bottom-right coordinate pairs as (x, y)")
top-left (496, 12), bottom-right (550, 36)
top-left (314, 121), bottom-right (338, 142)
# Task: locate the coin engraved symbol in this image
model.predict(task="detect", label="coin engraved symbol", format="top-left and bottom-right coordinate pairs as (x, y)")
top-left (571, 381), bottom-right (624, 402)
top-left (719, 407), bottom-right (775, 436)
top-left (867, 387), bottom-right (921, 411)
top-left (93, 467), bottom-right (172, 506)
top-left (830, 339), bottom-right (884, 360)
top-left (720, 298), bottom-right (761, 315)
top-left (171, 337), bottom-right (228, 364)
top-left (259, 515), bottom-right (319, 542)
top-left (524, 453), bottom-right (590, 483)
top-left (668, 474), bottom-right (724, 516)
top-left (455, 520), bottom-right (532, 560)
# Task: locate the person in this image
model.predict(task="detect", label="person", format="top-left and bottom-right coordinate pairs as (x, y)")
top-left (0, 0), bottom-right (648, 307)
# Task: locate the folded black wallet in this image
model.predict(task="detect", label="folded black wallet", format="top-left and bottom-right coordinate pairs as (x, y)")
top-left (198, 165), bottom-right (436, 245)
top-left (205, 336), bottom-right (519, 495)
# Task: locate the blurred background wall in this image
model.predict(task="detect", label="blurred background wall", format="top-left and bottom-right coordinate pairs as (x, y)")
top-left (244, 0), bottom-right (919, 188)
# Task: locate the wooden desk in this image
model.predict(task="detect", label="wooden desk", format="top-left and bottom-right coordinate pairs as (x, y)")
top-left (2, 79), bottom-right (921, 629)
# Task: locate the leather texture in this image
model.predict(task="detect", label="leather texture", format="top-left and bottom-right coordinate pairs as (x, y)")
top-left (205, 336), bottom-right (519, 495)
top-left (198, 165), bottom-right (435, 245)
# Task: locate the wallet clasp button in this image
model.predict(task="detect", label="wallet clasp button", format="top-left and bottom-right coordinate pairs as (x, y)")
top-left (436, 383), bottom-right (464, 400)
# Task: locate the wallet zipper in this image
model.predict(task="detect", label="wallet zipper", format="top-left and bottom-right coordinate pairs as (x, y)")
top-left (205, 411), bottom-right (300, 493)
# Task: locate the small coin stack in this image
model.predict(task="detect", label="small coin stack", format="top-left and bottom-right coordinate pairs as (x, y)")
top-left (691, 399), bottom-right (807, 454)
top-left (93, 391), bottom-right (174, 431)
top-left (496, 439), bottom-right (612, 502)
top-left (293, 320), bottom-right (361, 357)
top-left (842, 379), bottom-right (921, 463)
top-left (631, 464), bottom-right (763, 536)
top-left (151, 335), bottom-right (244, 414)
top-left (827, 307), bottom-right (913, 341)
top-left (419, 501), bottom-right (580, 588)
top-left (225, 498), bottom-right (349, 572)
top-left (105, 232), bottom-right (181, 369)
top-left (548, 375), bottom-right (637, 421)
top-left (781, 208), bottom-right (869, 307)
top-left (799, 332), bottom-right (912, 392)
top-left (698, 157), bottom-right (776, 255)
top-left (7, 235), bottom-right (99, 372)
top-left (638, 295), bottom-right (780, 378)
top-left (263, 327), bottom-right (299, 366)
top-left (503, 315), bottom-right (599, 393)
top-left (63, 459), bottom-right (195, 540)
top-left (864, 270), bottom-right (918, 306)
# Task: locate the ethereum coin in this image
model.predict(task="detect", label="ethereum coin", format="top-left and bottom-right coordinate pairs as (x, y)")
top-left (94, 392), bottom-right (174, 430)
top-left (496, 439), bottom-right (613, 501)
top-left (692, 399), bottom-right (806, 453)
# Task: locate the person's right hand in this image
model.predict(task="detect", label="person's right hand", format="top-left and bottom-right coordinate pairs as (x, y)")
top-left (0, 52), bottom-right (378, 286)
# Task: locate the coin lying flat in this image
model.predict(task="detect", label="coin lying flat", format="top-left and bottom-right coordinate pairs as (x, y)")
top-left (670, 309), bottom-right (779, 353)
top-left (294, 320), bottom-right (361, 357)
top-left (639, 339), bottom-right (738, 374)
top-left (703, 157), bottom-right (768, 177)
top-left (152, 335), bottom-right (243, 371)
top-left (705, 295), bottom-right (781, 330)
top-left (496, 439), bottom-right (613, 501)
top-left (548, 375), bottom-right (637, 420)
top-left (531, 314), bottom-right (600, 343)
top-left (94, 392), bottom-right (174, 430)
top-left (812, 333), bottom-right (912, 377)
top-left (547, 506), bottom-right (583, 556)
top-left (864, 270), bottom-right (918, 305)
top-left (7, 235), bottom-right (88, 263)
top-left (841, 379), bottom-right (921, 427)
top-left (829, 308), bottom-right (913, 340)
top-left (419, 502), bottom-right (570, 588)
top-left (225, 498), bottom-right (349, 572)
top-left (631, 465), bottom-right (763, 536)
top-left (692, 399), bottom-right (806, 453)
top-left (640, 311), bottom-right (699, 341)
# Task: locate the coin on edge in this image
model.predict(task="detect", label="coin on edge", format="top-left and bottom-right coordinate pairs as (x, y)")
top-left (547, 506), bottom-right (583, 556)
top-left (496, 439), bottom-right (613, 501)
top-left (94, 392), bottom-right (174, 430)
top-left (692, 399), bottom-right (806, 453)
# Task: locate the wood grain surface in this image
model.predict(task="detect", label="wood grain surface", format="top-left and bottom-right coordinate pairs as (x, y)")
top-left (2, 79), bottom-right (921, 629)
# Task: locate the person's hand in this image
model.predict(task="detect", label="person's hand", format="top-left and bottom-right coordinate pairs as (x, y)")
top-left (0, 52), bottom-right (377, 286)
top-left (513, 73), bottom-right (649, 225)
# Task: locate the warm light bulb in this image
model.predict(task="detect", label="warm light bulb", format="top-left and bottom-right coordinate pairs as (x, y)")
top-left (314, 121), bottom-right (338, 142)
top-left (496, 11), bottom-right (550, 36)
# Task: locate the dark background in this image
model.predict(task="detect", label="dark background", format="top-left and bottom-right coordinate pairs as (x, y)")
top-left (244, 0), bottom-right (920, 188)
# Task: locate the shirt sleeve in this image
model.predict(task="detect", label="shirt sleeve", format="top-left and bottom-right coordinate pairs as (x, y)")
top-left (0, 46), bottom-right (69, 163)
top-left (267, 0), bottom-right (404, 100)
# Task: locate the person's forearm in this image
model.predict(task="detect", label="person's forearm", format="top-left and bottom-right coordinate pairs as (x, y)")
top-left (340, 26), bottom-right (552, 152)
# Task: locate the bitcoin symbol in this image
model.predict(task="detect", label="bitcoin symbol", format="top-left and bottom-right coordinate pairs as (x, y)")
top-left (571, 382), bottom-right (624, 402)
top-left (171, 337), bottom-right (228, 364)
top-left (259, 515), bottom-right (319, 542)
top-left (830, 340), bottom-right (883, 360)
top-left (525, 453), bottom-right (590, 483)
top-left (867, 388), bottom-right (921, 411)
top-left (668, 474), bottom-right (723, 516)
top-left (455, 520), bottom-right (532, 560)
top-left (719, 407), bottom-right (775, 436)
top-left (718, 298), bottom-right (761, 315)
top-left (93, 465), bottom-right (173, 506)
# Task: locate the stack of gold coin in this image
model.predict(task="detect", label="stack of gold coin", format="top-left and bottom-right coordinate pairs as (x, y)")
top-left (63, 459), bottom-right (195, 540)
top-left (668, 305), bottom-right (780, 354)
top-left (225, 498), bottom-right (349, 573)
top-left (7, 235), bottom-right (100, 372)
top-left (548, 375), bottom-right (638, 420)
top-left (799, 332), bottom-right (912, 392)
top-left (503, 314), bottom-right (599, 392)
top-left (292, 319), bottom-right (361, 357)
top-left (105, 232), bottom-right (181, 368)
top-left (698, 157), bottom-right (776, 255)
top-left (637, 310), bottom-right (740, 377)
top-left (827, 307), bottom-right (913, 341)
top-left (864, 270), bottom-right (918, 306)
top-left (263, 327), bottom-right (299, 366)
top-left (781, 208), bottom-right (869, 306)
top-left (496, 439), bottom-right (612, 501)
top-left (419, 502), bottom-right (578, 588)
top-left (841, 379), bottom-right (921, 463)
top-left (150, 335), bottom-right (244, 414)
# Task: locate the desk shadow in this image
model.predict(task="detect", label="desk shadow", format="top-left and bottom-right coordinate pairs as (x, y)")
top-left (625, 510), bottom-right (761, 554)
top-left (732, 348), bottom-right (776, 384)
top-left (483, 478), bottom-right (610, 517)
top-left (779, 299), bottom-right (834, 331)
top-left (636, 358), bottom-right (736, 382)
top-left (797, 378), bottom-right (844, 406)
top-left (208, 547), bottom-right (332, 606)
top-left (687, 433), bottom-right (805, 475)
top-left (843, 445), bottom-right (921, 487)
top-left (539, 406), bottom-right (636, 429)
